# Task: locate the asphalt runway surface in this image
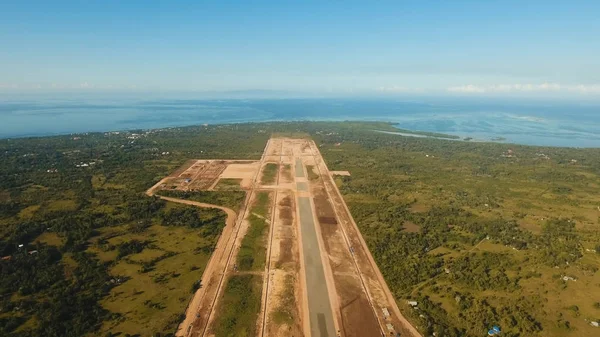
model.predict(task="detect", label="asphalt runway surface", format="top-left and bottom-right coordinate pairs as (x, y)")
top-left (298, 196), bottom-right (336, 337)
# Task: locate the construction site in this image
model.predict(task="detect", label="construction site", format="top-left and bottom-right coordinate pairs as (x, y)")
top-left (146, 137), bottom-right (422, 337)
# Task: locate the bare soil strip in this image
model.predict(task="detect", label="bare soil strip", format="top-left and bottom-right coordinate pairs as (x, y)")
top-left (258, 139), bottom-right (282, 337)
top-left (329, 171), bottom-right (351, 176)
top-left (259, 138), bottom-right (305, 337)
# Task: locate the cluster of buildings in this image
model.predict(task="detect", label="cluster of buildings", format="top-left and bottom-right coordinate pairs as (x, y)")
top-left (75, 161), bottom-right (97, 168)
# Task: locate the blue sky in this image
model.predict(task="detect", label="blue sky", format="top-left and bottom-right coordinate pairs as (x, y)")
top-left (1, 1), bottom-right (599, 97)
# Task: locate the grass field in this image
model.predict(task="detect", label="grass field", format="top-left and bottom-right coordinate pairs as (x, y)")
top-left (210, 191), bottom-right (272, 336)
top-left (34, 232), bottom-right (63, 246)
top-left (156, 189), bottom-right (246, 211)
top-left (305, 165), bottom-right (319, 180)
top-left (260, 163), bottom-right (278, 185)
top-left (211, 274), bottom-right (263, 337)
top-left (271, 273), bottom-right (297, 326)
top-left (237, 192), bottom-right (271, 271)
top-left (89, 202), bottom-right (224, 336)
top-left (214, 178), bottom-right (243, 191)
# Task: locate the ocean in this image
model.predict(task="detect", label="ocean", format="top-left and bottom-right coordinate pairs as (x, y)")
top-left (1, 95), bottom-right (599, 148)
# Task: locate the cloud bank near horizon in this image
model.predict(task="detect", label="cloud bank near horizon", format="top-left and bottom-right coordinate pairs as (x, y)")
top-left (3, 82), bottom-right (600, 99)
top-left (446, 83), bottom-right (600, 95)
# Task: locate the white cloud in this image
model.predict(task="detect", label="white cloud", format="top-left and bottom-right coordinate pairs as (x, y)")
top-left (0, 82), bottom-right (139, 91)
top-left (447, 84), bottom-right (486, 93)
top-left (447, 83), bottom-right (600, 95)
top-left (377, 86), bottom-right (424, 93)
top-left (0, 83), bottom-right (19, 89)
top-left (568, 84), bottom-right (600, 94)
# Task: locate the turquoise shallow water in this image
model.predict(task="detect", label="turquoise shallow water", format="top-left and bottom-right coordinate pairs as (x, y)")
top-left (0, 96), bottom-right (599, 147)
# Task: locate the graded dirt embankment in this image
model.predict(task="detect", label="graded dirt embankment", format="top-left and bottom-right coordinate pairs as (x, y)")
top-left (263, 192), bottom-right (303, 337)
top-left (258, 137), bottom-right (305, 337)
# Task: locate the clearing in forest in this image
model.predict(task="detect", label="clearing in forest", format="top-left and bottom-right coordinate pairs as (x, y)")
top-left (149, 137), bottom-right (420, 337)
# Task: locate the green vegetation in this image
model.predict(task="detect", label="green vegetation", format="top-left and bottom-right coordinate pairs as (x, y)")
top-left (211, 191), bottom-right (271, 336)
top-left (260, 163), bottom-right (278, 185)
top-left (237, 192), bottom-right (271, 271)
top-left (96, 210), bottom-right (223, 336)
top-left (156, 189), bottom-right (246, 211)
top-left (271, 131), bottom-right (312, 139)
top-left (306, 164), bottom-right (319, 180)
top-left (215, 178), bottom-right (243, 191)
top-left (117, 239), bottom-right (150, 258)
top-left (160, 204), bottom-right (226, 229)
top-left (272, 273), bottom-right (298, 325)
top-left (0, 248), bottom-right (110, 337)
top-left (211, 274), bottom-right (262, 337)
top-left (0, 124), bottom-right (271, 336)
top-left (315, 126), bottom-right (600, 337)
top-left (1, 120), bottom-right (599, 337)
top-left (282, 164), bottom-right (292, 178)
